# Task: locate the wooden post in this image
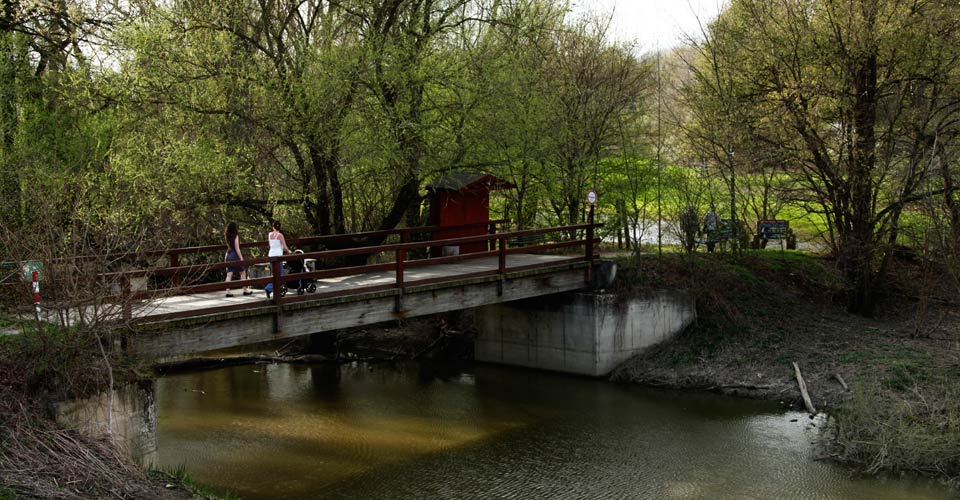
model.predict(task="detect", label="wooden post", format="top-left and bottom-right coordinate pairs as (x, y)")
top-left (395, 248), bottom-right (405, 312)
top-left (271, 259), bottom-right (283, 334)
top-left (497, 236), bottom-right (506, 296)
top-left (169, 252), bottom-right (180, 287)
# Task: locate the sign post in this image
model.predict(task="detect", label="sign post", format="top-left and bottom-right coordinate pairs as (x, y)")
top-left (20, 262), bottom-right (42, 321)
top-left (585, 190), bottom-right (598, 283)
top-left (31, 270), bottom-right (41, 321)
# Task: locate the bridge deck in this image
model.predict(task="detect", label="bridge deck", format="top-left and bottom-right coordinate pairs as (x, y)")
top-left (136, 253), bottom-right (572, 321)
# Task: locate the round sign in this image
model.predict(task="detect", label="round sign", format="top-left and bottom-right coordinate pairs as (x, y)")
top-left (586, 189), bottom-right (598, 205)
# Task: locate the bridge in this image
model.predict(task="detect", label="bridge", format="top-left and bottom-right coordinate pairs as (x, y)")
top-left (47, 222), bottom-right (601, 363)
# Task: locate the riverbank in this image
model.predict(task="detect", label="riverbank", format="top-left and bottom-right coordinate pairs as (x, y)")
top-left (0, 322), bottom-right (223, 499)
top-left (607, 251), bottom-right (960, 488)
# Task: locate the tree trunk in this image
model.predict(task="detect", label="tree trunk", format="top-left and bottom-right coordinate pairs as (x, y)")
top-left (308, 145), bottom-right (333, 235)
top-left (844, 52), bottom-right (879, 316)
top-left (942, 159), bottom-right (960, 258)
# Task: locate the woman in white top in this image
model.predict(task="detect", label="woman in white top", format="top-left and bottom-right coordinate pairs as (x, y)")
top-left (265, 220), bottom-right (291, 298)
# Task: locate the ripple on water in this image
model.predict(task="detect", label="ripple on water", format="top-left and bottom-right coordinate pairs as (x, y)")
top-left (156, 363), bottom-right (954, 500)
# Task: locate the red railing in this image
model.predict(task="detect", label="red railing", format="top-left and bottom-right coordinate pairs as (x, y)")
top-left (1, 220), bottom-right (506, 270)
top-left (104, 222), bottom-right (601, 325)
top-left (3, 220), bottom-right (600, 328)
top-left (0, 220), bottom-right (506, 292)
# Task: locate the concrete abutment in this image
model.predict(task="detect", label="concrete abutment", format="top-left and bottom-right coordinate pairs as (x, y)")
top-left (474, 290), bottom-right (696, 377)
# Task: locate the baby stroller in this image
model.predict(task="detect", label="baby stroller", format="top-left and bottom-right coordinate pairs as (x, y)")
top-left (279, 249), bottom-right (317, 296)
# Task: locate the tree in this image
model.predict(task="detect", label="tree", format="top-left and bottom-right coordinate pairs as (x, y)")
top-left (0, 0), bottom-right (116, 226)
top-left (540, 18), bottom-right (650, 231)
top-left (684, 0), bottom-right (960, 314)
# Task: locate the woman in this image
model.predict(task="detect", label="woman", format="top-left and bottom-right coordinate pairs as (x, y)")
top-left (224, 222), bottom-right (252, 297)
top-left (264, 220), bottom-right (291, 299)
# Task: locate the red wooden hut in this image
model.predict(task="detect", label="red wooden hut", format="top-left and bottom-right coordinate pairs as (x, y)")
top-left (427, 172), bottom-right (515, 256)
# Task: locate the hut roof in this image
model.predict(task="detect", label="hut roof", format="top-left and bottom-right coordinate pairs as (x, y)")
top-left (427, 171), bottom-right (516, 192)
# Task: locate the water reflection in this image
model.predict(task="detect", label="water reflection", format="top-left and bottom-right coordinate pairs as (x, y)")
top-left (156, 363), bottom-right (952, 500)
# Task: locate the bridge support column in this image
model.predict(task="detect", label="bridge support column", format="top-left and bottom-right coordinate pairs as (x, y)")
top-left (474, 290), bottom-right (696, 377)
top-left (53, 381), bottom-right (158, 467)
top-left (306, 331), bottom-right (339, 357)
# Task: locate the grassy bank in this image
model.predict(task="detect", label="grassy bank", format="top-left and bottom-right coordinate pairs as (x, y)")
top-left (609, 250), bottom-right (960, 487)
top-left (0, 320), bottom-right (226, 499)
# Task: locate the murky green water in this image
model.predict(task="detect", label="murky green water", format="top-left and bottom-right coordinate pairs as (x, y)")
top-left (156, 362), bottom-right (952, 500)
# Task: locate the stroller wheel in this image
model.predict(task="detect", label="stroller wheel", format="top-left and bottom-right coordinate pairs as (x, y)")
top-left (307, 283), bottom-right (317, 293)
top-left (279, 284), bottom-right (288, 297)
top-left (297, 288), bottom-right (305, 295)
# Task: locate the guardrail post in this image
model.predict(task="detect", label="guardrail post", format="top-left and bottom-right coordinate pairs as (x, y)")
top-left (169, 252), bottom-right (180, 287)
top-left (395, 248), bottom-right (405, 312)
top-left (497, 236), bottom-right (506, 296)
top-left (271, 259), bottom-right (283, 334)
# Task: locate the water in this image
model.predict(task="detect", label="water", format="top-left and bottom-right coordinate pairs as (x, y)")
top-left (155, 362), bottom-right (952, 500)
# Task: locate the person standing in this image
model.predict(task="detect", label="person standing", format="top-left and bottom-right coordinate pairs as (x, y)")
top-left (703, 205), bottom-right (721, 253)
top-left (224, 222), bottom-right (252, 297)
top-left (265, 220), bottom-right (291, 299)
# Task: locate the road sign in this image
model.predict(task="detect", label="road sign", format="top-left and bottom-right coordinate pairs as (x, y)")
top-left (586, 189), bottom-right (598, 205)
top-left (20, 261), bottom-right (41, 281)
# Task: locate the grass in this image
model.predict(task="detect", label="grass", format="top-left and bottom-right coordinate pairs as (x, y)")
top-left (0, 314), bottom-right (17, 329)
top-left (831, 368), bottom-right (960, 481)
top-left (149, 465), bottom-right (241, 500)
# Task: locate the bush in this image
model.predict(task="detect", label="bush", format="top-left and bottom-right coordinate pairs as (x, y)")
top-left (829, 368), bottom-right (960, 485)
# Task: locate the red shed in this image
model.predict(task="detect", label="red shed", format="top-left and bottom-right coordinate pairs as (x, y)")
top-left (427, 172), bottom-right (515, 256)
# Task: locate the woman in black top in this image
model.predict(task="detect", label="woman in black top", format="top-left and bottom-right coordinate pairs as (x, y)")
top-left (224, 222), bottom-right (252, 297)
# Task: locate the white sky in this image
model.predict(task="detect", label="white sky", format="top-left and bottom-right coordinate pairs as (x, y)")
top-left (569, 0), bottom-right (727, 53)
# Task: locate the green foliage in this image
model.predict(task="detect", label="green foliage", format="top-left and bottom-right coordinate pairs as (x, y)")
top-left (681, 0), bottom-right (960, 312)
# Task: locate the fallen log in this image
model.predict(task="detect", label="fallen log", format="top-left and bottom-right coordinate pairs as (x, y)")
top-left (792, 362), bottom-right (817, 414)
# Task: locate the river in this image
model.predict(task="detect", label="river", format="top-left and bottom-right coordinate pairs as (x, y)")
top-left (155, 362), bottom-right (952, 500)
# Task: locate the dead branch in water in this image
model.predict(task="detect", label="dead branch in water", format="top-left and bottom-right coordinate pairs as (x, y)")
top-left (793, 362), bottom-right (817, 414)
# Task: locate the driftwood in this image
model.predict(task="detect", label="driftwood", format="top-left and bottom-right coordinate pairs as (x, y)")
top-left (792, 362), bottom-right (817, 414)
top-left (155, 353), bottom-right (334, 373)
top-left (707, 383), bottom-right (778, 391)
top-left (834, 373), bottom-right (849, 391)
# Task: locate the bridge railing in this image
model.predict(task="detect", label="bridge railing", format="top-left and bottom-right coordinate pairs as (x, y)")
top-left (0, 220), bottom-right (507, 302)
top-left (102, 222), bottom-right (601, 323)
top-left (3, 220), bottom-right (507, 270)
